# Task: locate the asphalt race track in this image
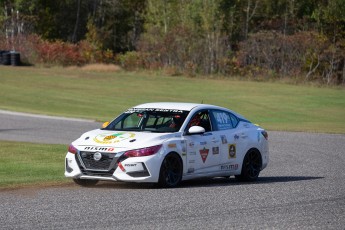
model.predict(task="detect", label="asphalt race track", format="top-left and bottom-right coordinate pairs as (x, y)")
top-left (0, 110), bottom-right (101, 144)
top-left (0, 110), bottom-right (344, 229)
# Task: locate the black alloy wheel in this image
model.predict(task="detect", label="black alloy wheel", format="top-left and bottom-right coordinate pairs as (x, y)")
top-left (158, 153), bottom-right (183, 188)
top-left (236, 149), bottom-right (262, 182)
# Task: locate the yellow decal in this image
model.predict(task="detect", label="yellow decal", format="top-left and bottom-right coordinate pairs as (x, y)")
top-left (93, 132), bottom-right (136, 144)
top-left (168, 143), bottom-right (177, 148)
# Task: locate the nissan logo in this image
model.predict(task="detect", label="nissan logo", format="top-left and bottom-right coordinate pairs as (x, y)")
top-left (93, 152), bottom-right (102, 161)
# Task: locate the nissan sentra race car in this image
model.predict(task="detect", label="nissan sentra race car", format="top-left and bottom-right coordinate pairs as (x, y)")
top-left (65, 102), bottom-right (269, 187)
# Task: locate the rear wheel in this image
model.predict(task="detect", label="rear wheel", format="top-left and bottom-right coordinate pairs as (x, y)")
top-left (73, 178), bottom-right (99, 187)
top-left (158, 153), bottom-right (183, 188)
top-left (236, 149), bottom-right (262, 182)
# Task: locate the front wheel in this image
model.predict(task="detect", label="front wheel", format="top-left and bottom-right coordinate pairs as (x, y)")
top-left (158, 153), bottom-right (183, 188)
top-left (73, 178), bottom-right (99, 187)
top-left (236, 149), bottom-right (262, 182)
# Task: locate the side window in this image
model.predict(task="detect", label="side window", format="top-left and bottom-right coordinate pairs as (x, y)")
top-left (229, 113), bottom-right (239, 128)
top-left (187, 110), bottom-right (212, 132)
top-left (211, 110), bottom-right (238, 130)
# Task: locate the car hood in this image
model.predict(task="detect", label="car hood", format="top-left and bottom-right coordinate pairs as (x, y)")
top-left (73, 129), bottom-right (177, 151)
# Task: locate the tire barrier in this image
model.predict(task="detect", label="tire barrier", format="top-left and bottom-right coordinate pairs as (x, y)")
top-left (0, 51), bottom-right (4, 64)
top-left (2, 52), bottom-right (11, 65)
top-left (0, 51), bottom-right (21, 66)
top-left (11, 52), bottom-right (20, 66)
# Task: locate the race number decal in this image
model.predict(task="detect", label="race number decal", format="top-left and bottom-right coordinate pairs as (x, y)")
top-left (214, 111), bottom-right (232, 130)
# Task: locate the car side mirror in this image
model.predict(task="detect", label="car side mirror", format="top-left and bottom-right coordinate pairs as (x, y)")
top-left (102, 121), bottom-right (110, 128)
top-left (187, 126), bottom-right (205, 135)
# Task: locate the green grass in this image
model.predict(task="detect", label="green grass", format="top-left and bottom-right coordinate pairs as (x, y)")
top-left (0, 66), bottom-right (344, 188)
top-left (0, 141), bottom-right (67, 189)
top-left (0, 66), bottom-right (345, 133)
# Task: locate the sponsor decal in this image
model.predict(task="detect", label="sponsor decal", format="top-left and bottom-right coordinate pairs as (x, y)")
top-left (182, 147), bottom-right (186, 153)
top-left (159, 134), bottom-right (175, 140)
top-left (189, 151), bottom-right (197, 156)
top-left (202, 133), bottom-right (212, 136)
top-left (124, 163), bottom-right (137, 167)
top-left (228, 144), bottom-right (236, 159)
top-left (234, 134), bottom-right (239, 140)
top-left (220, 164), bottom-right (238, 171)
top-left (189, 160), bottom-right (195, 164)
top-left (212, 147), bottom-right (219, 155)
top-left (199, 147), bottom-right (209, 163)
top-left (123, 162), bottom-right (144, 172)
top-left (168, 143), bottom-right (177, 148)
top-left (211, 138), bottom-right (220, 144)
top-left (187, 168), bottom-right (195, 173)
top-left (93, 132), bottom-right (135, 144)
top-left (85, 137), bottom-right (89, 140)
top-left (84, 146), bottom-right (115, 152)
top-left (200, 141), bottom-right (207, 146)
top-left (180, 140), bottom-right (186, 152)
top-left (125, 108), bottom-right (184, 113)
top-left (182, 152), bottom-right (187, 156)
top-left (189, 142), bottom-right (195, 147)
top-left (221, 135), bottom-right (228, 144)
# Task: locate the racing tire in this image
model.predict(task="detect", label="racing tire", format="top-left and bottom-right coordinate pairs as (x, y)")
top-left (158, 153), bottom-right (183, 188)
top-left (235, 149), bottom-right (262, 182)
top-left (73, 178), bottom-right (99, 187)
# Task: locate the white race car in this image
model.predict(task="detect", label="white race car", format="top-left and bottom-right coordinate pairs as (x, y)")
top-left (65, 102), bottom-right (269, 187)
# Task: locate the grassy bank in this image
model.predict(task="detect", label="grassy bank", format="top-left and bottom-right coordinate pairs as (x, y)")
top-left (0, 141), bottom-right (67, 189)
top-left (0, 66), bottom-right (344, 133)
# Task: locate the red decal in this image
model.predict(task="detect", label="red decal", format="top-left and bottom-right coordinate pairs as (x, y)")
top-left (199, 147), bottom-right (209, 163)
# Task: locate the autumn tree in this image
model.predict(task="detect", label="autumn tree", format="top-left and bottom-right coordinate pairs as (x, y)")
top-left (139, 0), bottom-right (228, 74)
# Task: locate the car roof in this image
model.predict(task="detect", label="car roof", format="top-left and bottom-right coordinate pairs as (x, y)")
top-left (133, 102), bottom-right (248, 120)
top-left (133, 102), bottom-right (229, 111)
top-left (133, 102), bottom-right (201, 111)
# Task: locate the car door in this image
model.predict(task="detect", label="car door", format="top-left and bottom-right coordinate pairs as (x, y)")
top-left (183, 110), bottom-right (221, 175)
top-left (209, 109), bottom-right (244, 174)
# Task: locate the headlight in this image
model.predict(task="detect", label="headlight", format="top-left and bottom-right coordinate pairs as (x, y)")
top-left (123, 145), bottom-right (162, 157)
top-left (68, 144), bottom-right (78, 154)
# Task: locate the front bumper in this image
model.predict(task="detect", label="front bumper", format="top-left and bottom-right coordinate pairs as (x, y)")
top-left (65, 151), bottom-right (162, 183)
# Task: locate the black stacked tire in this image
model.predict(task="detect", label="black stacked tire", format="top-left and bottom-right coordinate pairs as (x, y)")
top-left (2, 52), bottom-right (11, 65)
top-left (11, 52), bottom-right (20, 66)
top-left (0, 51), bottom-right (4, 64)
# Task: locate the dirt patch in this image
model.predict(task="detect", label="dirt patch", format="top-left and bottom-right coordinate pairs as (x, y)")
top-left (0, 181), bottom-right (157, 195)
top-left (67, 63), bottom-right (122, 72)
top-left (0, 181), bottom-right (75, 196)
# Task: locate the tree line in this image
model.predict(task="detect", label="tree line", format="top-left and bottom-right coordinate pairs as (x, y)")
top-left (1, 0), bottom-right (344, 85)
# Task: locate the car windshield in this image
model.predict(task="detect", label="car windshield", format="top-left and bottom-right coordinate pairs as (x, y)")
top-left (103, 108), bottom-right (189, 133)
